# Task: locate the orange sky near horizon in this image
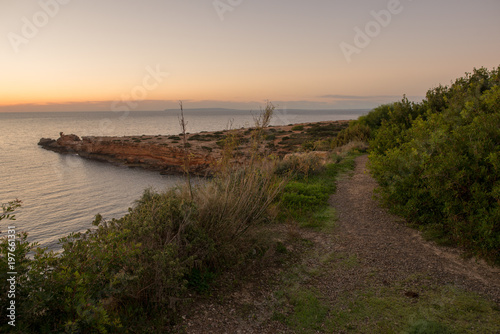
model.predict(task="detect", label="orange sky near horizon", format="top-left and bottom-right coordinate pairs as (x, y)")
top-left (1, 0), bottom-right (499, 112)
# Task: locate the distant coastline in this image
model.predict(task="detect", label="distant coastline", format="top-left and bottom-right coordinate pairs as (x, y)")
top-left (1, 108), bottom-right (370, 116)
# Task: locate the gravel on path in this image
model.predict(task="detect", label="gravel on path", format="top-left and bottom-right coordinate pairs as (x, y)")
top-left (328, 155), bottom-right (500, 304)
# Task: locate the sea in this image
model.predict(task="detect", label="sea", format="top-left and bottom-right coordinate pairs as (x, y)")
top-left (0, 109), bottom-right (367, 250)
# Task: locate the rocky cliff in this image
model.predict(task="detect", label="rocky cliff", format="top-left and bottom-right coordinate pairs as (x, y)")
top-left (38, 121), bottom-right (349, 175)
top-left (38, 133), bottom-right (214, 175)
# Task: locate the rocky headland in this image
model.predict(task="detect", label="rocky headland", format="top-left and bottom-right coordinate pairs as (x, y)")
top-left (38, 120), bottom-right (349, 175)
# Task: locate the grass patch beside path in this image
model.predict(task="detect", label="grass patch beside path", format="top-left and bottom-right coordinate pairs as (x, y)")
top-left (272, 152), bottom-right (359, 333)
top-left (271, 152), bottom-right (500, 334)
top-left (274, 257), bottom-right (500, 334)
top-left (278, 152), bottom-right (359, 230)
top-left (329, 284), bottom-right (500, 334)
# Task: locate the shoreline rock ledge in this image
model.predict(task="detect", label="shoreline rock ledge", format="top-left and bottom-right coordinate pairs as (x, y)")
top-left (38, 121), bottom-right (350, 176)
top-left (38, 132), bottom-right (214, 175)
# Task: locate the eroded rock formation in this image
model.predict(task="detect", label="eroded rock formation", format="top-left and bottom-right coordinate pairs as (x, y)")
top-left (38, 134), bottom-right (214, 175)
top-left (38, 120), bottom-right (350, 175)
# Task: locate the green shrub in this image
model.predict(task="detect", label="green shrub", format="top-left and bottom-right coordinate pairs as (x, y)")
top-left (368, 66), bottom-right (500, 263)
top-left (1, 159), bottom-right (288, 333)
top-left (201, 146), bottom-right (213, 152)
top-left (356, 103), bottom-right (394, 131)
top-left (305, 123), bottom-right (344, 138)
top-left (188, 134), bottom-right (215, 141)
top-left (301, 140), bottom-right (315, 151)
top-left (368, 96), bottom-right (427, 156)
top-left (264, 134), bottom-right (276, 141)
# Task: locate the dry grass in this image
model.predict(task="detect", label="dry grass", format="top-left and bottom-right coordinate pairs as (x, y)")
top-left (176, 101), bottom-right (290, 268)
top-left (187, 162), bottom-right (289, 267)
top-left (333, 140), bottom-right (369, 156)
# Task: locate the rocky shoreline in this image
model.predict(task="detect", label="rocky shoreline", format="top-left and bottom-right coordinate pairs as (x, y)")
top-left (38, 120), bottom-right (349, 175)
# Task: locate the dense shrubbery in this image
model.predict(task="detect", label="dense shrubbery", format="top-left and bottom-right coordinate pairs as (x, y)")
top-left (0, 101), bottom-right (363, 333)
top-left (0, 135), bottom-right (359, 333)
top-left (0, 103), bottom-right (292, 333)
top-left (1, 152), bottom-right (356, 333)
top-left (0, 161), bottom-right (287, 332)
top-left (362, 66), bottom-right (500, 263)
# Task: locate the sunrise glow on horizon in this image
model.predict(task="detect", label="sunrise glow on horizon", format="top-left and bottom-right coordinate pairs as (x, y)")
top-left (1, 0), bottom-right (499, 112)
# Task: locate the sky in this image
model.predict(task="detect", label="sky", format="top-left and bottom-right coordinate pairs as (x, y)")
top-left (1, 0), bottom-right (499, 112)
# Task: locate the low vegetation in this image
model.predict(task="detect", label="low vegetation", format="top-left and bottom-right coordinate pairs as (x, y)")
top-left (276, 152), bottom-right (358, 229)
top-left (2, 67), bottom-right (499, 332)
top-left (337, 66), bottom-right (500, 264)
top-left (274, 270), bottom-right (500, 333)
top-left (0, 102), bottom-right (349, 333)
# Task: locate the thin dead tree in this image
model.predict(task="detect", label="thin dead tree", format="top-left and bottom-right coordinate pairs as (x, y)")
top-left (178, 101), bottom-right (193, 200)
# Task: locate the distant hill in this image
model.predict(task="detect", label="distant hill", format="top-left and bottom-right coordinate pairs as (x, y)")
top-left (163, 108), bottom-right (370, 115)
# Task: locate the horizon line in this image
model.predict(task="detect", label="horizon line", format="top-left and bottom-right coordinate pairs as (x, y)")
top-left (0, 107), bottom-right (373, 114)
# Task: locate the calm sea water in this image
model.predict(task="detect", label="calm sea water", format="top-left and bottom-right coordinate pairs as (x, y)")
top-left (0, 109), bottom-right (366, 250)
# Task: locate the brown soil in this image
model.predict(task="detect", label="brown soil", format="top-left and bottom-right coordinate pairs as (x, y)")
top-left (328, 155), bottom-right (500, 303)
top-left (173, 155), bottom-right (500, 333)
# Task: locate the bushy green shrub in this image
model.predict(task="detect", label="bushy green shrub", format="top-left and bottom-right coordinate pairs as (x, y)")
top-left (1, 161), bottom-right (288, 333)
top-left (305, 123), bottom-right (344, 138)
top-left (368, 66), bottom-right (500, 263)
top-left (264, 134), bottom-right (276, 141)
top-left (356, 104), bottom-right (394, 130)
top-left (368, 96), bottom-right (427, 156)
top-left (1, 194), bottom-right (194, 332)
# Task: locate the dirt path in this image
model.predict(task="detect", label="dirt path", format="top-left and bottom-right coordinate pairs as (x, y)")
top-left (328, 155), bottom-right (500, 303)
top-left (175, 154), bottom-right (500, 333)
